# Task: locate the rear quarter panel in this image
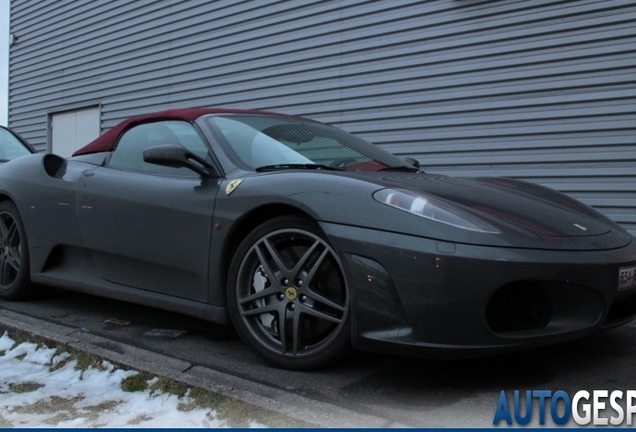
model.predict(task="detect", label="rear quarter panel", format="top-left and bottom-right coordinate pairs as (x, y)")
top-left (0, 154), bottom-right (85, 249)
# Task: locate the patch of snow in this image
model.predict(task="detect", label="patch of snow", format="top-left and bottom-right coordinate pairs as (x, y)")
top-left (0, 331), bottom-right (262, 427)
top-left (0, 332), bottom-right (15, 352)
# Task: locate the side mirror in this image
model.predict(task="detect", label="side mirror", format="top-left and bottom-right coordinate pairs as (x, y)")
top-left (143, 144), bottom-right (215, 177)
top-left (404, 157), bottom-right (420, 170)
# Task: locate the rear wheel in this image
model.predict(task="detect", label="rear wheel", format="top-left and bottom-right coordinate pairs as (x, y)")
top-left (227, 215), bottom-right (350, 370)
top-left (0, 201), bottom-right (35, 300)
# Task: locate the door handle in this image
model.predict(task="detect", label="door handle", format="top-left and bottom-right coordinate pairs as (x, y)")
top-left (82, 170), bottom-right (95, 177)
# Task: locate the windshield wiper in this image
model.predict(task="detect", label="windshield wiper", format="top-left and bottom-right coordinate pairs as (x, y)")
top-left (377, 165), bottom-right (419, 173)
top-left (255, 163), bottom-right (343, 172)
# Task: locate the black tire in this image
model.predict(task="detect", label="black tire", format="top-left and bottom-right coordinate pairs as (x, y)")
top-left (227, 215), bottom-right (351, 370)
top-left (0, 201), bottom-right (35, 300)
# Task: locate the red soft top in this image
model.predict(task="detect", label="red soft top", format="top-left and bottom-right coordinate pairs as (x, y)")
top-left (72, 107), bottom-right (293, 156)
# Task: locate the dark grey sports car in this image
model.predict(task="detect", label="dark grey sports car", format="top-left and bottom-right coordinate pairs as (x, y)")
top-left (0, 108), bottom-right (635, 370)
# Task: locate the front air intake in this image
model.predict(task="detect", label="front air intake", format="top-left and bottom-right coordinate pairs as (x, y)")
top-left (604, 293), bottom-right (636, 327)
top-left (486, 283), bottom-right (553, 333)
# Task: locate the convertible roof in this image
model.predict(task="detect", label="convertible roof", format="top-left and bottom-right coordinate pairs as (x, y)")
top-left (72, 107), bottom-right (294, 156)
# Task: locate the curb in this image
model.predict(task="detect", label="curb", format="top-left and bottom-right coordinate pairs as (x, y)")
top-left (0, 308), bottom-right (399, 428)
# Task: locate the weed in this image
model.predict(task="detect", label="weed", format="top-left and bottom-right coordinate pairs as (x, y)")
top-left (73, 351), bottom-right (106, 372)
top-left (176, 385), bottom-right (310, 427)
top-left (12, 395), bottom-right (84, 415)
top-left (148, 376), bottom-right (189, 397)
top-left (128, 414), bottom-right (153, 425)
top-left (120, 373), bottom-right (151, 392)
top-left (190, 386), bottom-right (222, 407)
top-left (8, 382), bottom-right (44, 393)
top-left (49, 349), bottom-right (72, 372)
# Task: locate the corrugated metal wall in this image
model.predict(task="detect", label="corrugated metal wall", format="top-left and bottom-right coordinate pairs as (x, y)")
top-left (9, 0), bottom-right (636, 235)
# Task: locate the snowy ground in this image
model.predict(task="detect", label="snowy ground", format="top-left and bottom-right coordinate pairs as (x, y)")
top-left (0, 332), bottom-right (266, 427)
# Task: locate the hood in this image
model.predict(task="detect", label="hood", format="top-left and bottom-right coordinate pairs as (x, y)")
top-left (335, 171), bottom-right (631, 251)
top-left (370, 173), bottom-right (610, 238)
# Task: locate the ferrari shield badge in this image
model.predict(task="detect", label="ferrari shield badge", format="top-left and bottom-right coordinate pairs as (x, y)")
top-left (225, 179), bottom-right (243, 196)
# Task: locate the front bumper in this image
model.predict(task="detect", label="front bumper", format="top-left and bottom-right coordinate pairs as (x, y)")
top-left (320, 222), bottom-right (636, 358)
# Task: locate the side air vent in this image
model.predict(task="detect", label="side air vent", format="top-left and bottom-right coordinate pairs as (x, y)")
top-left (43, 154), bottom-right (67, 178)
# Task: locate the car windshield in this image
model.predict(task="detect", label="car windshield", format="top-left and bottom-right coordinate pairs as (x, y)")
top-left (0, 128), bottom-right (32, 161)
top-left (207, 115), bottom-right (408, 171)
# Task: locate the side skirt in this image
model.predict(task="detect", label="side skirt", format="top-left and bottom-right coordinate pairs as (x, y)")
top-left (31, 272), bottom-right (228, 325)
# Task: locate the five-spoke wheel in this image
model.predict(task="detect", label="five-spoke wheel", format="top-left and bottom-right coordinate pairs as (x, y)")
top-left (0, 201), bottom-right (33, 300)
top-left (227, 215), bottom-right (350, 369)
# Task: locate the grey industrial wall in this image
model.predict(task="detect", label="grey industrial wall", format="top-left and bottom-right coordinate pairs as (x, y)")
top-left (8, 0), bottom-right (636, 234)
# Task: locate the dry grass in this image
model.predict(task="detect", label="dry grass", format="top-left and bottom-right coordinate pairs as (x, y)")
top-left (8, 382), bottom-right (44, 393)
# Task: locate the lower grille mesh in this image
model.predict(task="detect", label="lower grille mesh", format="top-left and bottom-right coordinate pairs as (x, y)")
top-left (487, 283), bottom-right (553, 333)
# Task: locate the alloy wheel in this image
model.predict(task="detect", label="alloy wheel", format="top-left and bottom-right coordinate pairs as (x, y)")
top-left (235, 228), bottom-right (349, 359)
top-left (0, 211), bottom-right (22, 289)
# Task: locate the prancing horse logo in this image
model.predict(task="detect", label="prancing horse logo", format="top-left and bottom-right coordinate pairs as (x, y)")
top-left (285, 287), bottom-right (298, 301)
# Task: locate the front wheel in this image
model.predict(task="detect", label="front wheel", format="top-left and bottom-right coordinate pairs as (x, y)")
top-left (227, 215), bottom-right (351, 370)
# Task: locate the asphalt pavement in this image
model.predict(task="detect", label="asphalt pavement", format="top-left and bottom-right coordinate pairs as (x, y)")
top-left (1, 289), bottom-right (635, 427)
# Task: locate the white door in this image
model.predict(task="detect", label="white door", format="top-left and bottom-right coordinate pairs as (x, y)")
top-left (51, 107), bottom-right (100, 157)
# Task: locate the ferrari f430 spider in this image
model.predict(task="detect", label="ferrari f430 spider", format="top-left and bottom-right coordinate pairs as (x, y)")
top-left (0, 108), bottom-right (634, 369)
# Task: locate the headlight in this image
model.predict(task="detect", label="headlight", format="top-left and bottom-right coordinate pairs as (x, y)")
top-left (373, 188), bottom-right (500, 234)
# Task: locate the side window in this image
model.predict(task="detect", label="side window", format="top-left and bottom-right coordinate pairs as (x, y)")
top-left (108, 120), bottom-right (209, 176)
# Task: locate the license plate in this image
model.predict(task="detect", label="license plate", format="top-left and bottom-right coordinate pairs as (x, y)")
top-left (618, 265), bottom-right (636, 290)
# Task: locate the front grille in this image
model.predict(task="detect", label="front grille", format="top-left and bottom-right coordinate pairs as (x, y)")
top-left (486, 283), bottom-right (553, 333)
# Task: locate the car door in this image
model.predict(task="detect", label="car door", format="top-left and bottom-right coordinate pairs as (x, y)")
top-left (76, 120), bottom-right (220, 302)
